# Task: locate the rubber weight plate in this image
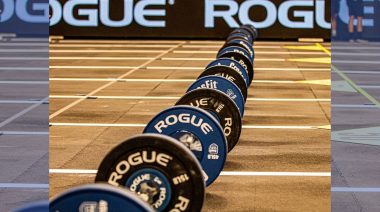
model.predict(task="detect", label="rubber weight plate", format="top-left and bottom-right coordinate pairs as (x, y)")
top-left (50, 184), bottom-right (154, 212)
top-left (217, 46), bottom-right (254, 85)
top-left (176, 89), bottom-right (242, 152)
top-left (95, 134), bottom-right (205, 211)
top-left (227, 32), bottom-right (253, 44)
top-left (206, 58), bottom-right (249, 87)
top-left (218, 46), bottom-right (251, 63)
top-left (199, 65), bottom-right (247, 101)
top-left (224, 39), bottom-right (255, 61)
top-left (187, 76), bottom-right (245, 117)
top-left (241, 24), bottom-right (258, 39)
top-left (144, 106), bottom-right (227, 187)
top-left (231, 28), bottom-right (254, 43)
top-left (13, 201), bottom-right (49, 212)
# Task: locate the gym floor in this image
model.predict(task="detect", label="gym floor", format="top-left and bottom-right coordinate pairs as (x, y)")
top-left (48, 39), bottom-right (331, 211)
top-left (0, 37), bottom-right (48, 211)
top-left (332, 42), bottom-right (380, 212)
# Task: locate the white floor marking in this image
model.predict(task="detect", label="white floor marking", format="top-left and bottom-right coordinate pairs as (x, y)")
top-left (0, 100), bottom-right (48, 104)
top-left (334, 60), bottom-right (380, 64)
top-left (0, 49), bottom-right (48, 52)
top-left (160, 57), bottom-right (217, 61)
top-left (50, 123), bottom-right (148, 127)
top-left (172, 50), bottom-right (217, 54)
top-left (49, 56), bottom-right (282, 62)
top-left (9, 38), bottom-right (48, 42)
top-left (146, 67), bottom-right (330, 71)
top-left (49, 95), bottom-right (330, 102)
top-left (49, 95), bottom-right (180, 100)
top-left (50, 78), bottom-right (195, 82)
top-left (48, 169), bottom-right (330, 177)
top-left (242, 126), bottom-right (322, 129)
top-left (50, 66), bottom-right (140, 69)
top-left (332, 104), bottom-right (377, 108)
top-left (172, 50), bottom-right (326, 55)
top-left (0, 183), bottom-right (49, 189)
top-left (331, 187), bottom-right (380, 192)
top-left (340, 71), bottom-right (380, 74)
top-left (0, 43), bottom-right (47, 46)
top-left (0, 131), bottom-right (48, 135)
top-left (50, 169), bottom-right (97, 174)
top-left (334, 52), bottom-right (380, 56)
top-left (146, 66), bottom-right (203, 70)
top-left (53, 65), bottom-right (323, 70)
top-left (0, 57), bottom-right (47, 60)
top-left (181, 45), bottom-right (305, 49)
top-left (220, 171), bottom-right (330, 177)
top-left (48, 49), bottom-right (330, 55)
top-left (188, 41), bottom-right (224, 44)
top-left (333, 46), bottom-right (380, 50)
top-left (49, 123), bottom-right (329, 130)
top-left (188, 41), bottom-right (329, 45)
top-left (50, 57), bottom-right (155, 60)
top-left (57, 40), bottom-right (185, 44)
top-left (50, 50), bottom-right (165, 53)
top-left (50, 44), bottom-right (290, 49)
top-left (248, 98), bottom-right (330, 102)
top-left (50, 44), bottom-right (178, 48)
top-left (0, 81), bottom-right (48, 84)
top-left (0, 67), bottom-right (47, 71)
top-left (160, 57), bottom-right (286, 62)
top-left (359, 85), bottom-right (380, 89)
top-left (47, 44), bottom-right (328, 50)
top-left (49, 78), bottom-right (319, 84)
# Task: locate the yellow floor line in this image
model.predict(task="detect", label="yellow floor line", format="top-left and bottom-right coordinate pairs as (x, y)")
top-left (298, 79), bottom-right (331, 86)
top-left (284, 45), bottom-right (322, 51)
top-left (317, 125), bottom-right (331, 130)
top-left (316, 43), bottom-right (380, 108)
top-left (288, 57), bottom-right (331, 64)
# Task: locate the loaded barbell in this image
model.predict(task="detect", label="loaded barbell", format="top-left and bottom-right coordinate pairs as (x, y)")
top-left (48, 25), bottom-right (258, 212)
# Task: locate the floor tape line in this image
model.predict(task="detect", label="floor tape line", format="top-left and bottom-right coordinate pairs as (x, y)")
top-left (172, 50), bottom-right (326, 55)
top-left (0, 81), bottom-right (48, 84)
top-left (49, 78), bottom-right (329, 85)
top-left (146, 67), bottom-right (330, 71)
top-left (49, 169), bottom-right (330, 177)
top-left (49, 123), bottom-right (330, 130)
top-left (0, 131), bottom-right (48, 135)
top-left (0, 97), bottom-right (49, 128)
top-left (0, 183), bottom-right (49, 189)
top-left (49, 66), bottom-right (330, 71)
top-left (49, 95), bottom-right (330, 102)
top-left (331, 187), bottom-right (380, 192)
top-left (0, 100), bottom-right (48, 104)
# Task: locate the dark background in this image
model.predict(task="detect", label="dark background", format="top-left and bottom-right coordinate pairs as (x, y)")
top-left (49, 0), bottom-right (331, 40)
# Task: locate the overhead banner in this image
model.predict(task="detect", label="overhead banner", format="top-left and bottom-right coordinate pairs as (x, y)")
top-left (49, 0), bottom-right (331, 39)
